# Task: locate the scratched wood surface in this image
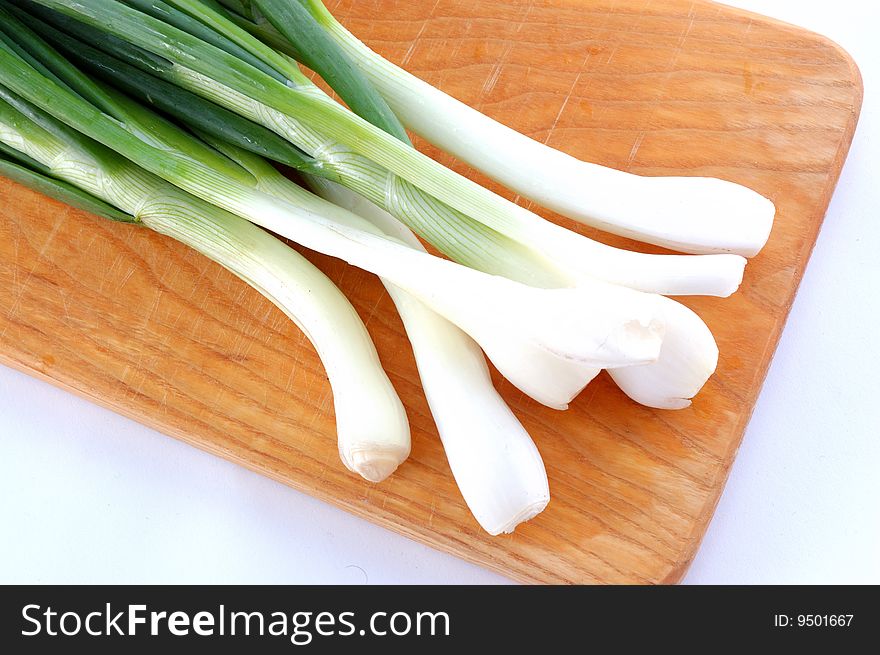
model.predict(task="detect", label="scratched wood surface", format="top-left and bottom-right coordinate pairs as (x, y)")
top-left (0, 0), bottom-right (862, 583)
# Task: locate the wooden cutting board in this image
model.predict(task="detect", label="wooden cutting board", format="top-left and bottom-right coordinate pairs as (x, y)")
top-left (0, 0), bottom-right (862, 584)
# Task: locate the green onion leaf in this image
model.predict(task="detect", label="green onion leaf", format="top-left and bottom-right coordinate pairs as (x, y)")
top-left (249, 0), bottom-right (410, 142)
top-left (0, 145), bottom-right (138, 223)
top-left (27, 10), bottom-right (317, 172)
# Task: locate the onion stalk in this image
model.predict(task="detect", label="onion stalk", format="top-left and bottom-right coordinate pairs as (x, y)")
top-left (284, 0), bottom-right (776, 257)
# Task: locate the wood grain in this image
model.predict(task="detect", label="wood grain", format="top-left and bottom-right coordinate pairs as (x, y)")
top-left (0, 0), bottom-right (862, 583)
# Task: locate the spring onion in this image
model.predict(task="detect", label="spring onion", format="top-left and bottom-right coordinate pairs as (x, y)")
top-left (22, 0), bottom-right (748, 297)
top-left (0, 143), bottom-right (135, 223)
top-left (0, 13), bottom-right (554, 529)
top-left (280, 0), bottom-right (776, 257)
top-left (201, 137), bottom-right (601, 411)
top-left (0, 81), bottom-right (411, 482)
top-left (208, 139), bottom-right (551, 532)
top-left (313, 178), bottom-right (551, 534)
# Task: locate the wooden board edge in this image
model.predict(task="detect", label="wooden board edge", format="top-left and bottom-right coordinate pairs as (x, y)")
top-left (0, 347), bottom-right (531, 582)
top-left (659, 10), bottom-right (865, 585)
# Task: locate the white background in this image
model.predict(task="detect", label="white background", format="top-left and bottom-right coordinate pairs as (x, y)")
top-left (1, 0), bottom-right (877, 584)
